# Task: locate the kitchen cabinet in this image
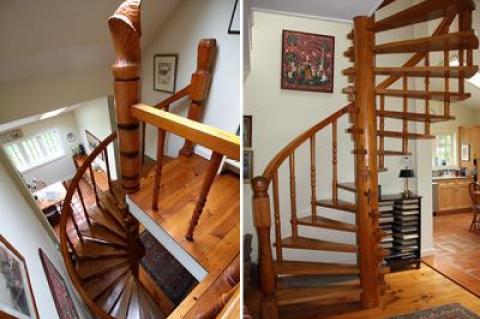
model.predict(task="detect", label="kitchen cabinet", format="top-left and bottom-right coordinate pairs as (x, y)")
top-left (435, 177), bottom-right (473, 214)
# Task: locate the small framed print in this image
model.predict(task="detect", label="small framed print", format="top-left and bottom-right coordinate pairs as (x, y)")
top-left (243, 150), bottom-right (253, 184)
top-left (85, 130), bottom-right (104, 161)
top-left (228, 0), bottom-right (240, 34)
top-left (0, 235), bottom-right (39, 319)
top-left (462, 144), bottom-right (470, 161)
top-left (154, 54), bottom-right (178, 93)
top-left (243, 115), bottom-right (252, 148)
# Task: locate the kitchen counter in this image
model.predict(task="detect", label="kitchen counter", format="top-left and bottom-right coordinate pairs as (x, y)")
top-left (432, 176), bottom-right (472, 182)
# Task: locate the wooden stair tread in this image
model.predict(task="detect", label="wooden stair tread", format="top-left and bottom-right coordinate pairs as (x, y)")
top-left (80, 223), bottom-right (127, 248)
top-left (377, 110), bottom-right (455, 122)
top-left (89, 208), bottom-right (127, 240)
top-left (98, 192), bottom-right (128, 230)
top-left (111, 276), bottom-right (135, 318)
top-left (374, 66), bottom-right (479, 78)
top-left (97, 274), bottom-right (131, 315)
top-left (374, 31), bottom-right (479, 54)
top-left (85, 266), bottom-right (130, 300)
top-left (316, 199), bottom-right (357, 213)
top-left (77, 257), bottom-right (129, 280)
top-left (277, 285), bottom-right (361, 306)
top-left (275, 260), bottom-right (359, 277)
top-left (379, 150), bottom-right (412, 156)
top-left (371, 0), bottom-right (476, 32)
top-left (376, 88), bottom-right (471, 102)
top-left (127, 283), bottom-right (140, 319)
top-left (297, 215), bottom-right (357, 233)
top-left (279, 236), bottom-right (357, 253)
top-left (139, 285), bottom-right (167, 319)
top-left (75, 240), bottom-right (127, 258)
top-left (337, 182), bottom-right (356, 193)
top-left (378, 131), bottom-right (434, 139)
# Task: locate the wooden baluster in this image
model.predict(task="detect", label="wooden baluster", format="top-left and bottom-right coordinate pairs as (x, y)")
top-left (402, 76), bottom-right (408, 154)
top-left (252, 177), bottom-right (278, 319)
top-left (443, 21), bottom-right (451, 118)
top-left (186, 152), bottom-right (224, 241)
top-left (464, 11), bottom-right (473, 67)
top-left (425, 54), bottom-right (431, 135)
top-left (152, 128), bottom-right (166, 210)
top-left (310, 136), bottom-right (317, 216)
top-left (66, 232), bottom-right (78, 261)
top-left (353, 16), bottom-right (380, 308)
top-left (109, 1), bottom-right (142, 194)
top-left (104, 148), bottom-right (113, 193)
top-left (179, 39), bottom-right (217, 156)
top-left (272, 172), bottom-right (282, 261)
top-left (76, 185), bottom-right (90, 227)
top-left (289, 153), bottom-right (298, 239)
top-left (458, 12), bottom-right (465, 95)
top-left (379, 95), bottom-right (385, 169)
top-left (68, 205), bottom-right (84, 244)
top-left (332, 121), bottom-right (338, 203)
top-left (89, 163), bottom-right (100, 207)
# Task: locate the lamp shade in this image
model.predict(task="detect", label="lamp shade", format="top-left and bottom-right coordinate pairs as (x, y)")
top-left (399, 169), bottom-right (415, 178)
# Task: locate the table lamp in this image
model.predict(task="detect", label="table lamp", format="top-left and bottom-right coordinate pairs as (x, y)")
top-left (399, 168), bottom-right (415, 198)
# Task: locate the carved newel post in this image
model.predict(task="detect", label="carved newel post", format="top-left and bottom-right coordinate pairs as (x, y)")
top-left (252, 177), bottom-right (278, 319)
top-left (108, 0), bottom-right (142, 194)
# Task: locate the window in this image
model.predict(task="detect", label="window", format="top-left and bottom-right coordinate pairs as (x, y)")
top-left (433, 133), bottom-right (457, 167)
top-left (3, 130), bottom-right (65, 172)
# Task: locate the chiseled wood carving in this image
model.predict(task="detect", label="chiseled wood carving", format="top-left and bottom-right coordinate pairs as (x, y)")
top-left (108, 0), bottom-right (142, 194)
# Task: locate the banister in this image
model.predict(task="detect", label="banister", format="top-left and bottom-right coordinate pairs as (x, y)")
top-left (262, 104), bottom-right (352, 182)
top-left (132, 103), bottom-right (240, 160)
top-left (59, 132), bottom-right (117, 319)
top-left (153, 85), bottom-right (191, 109)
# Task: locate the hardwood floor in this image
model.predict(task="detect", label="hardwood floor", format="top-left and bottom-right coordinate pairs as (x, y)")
top-left (423, 212), bottom-right (480, 297)
top-left (245, 265), bottom-right (480, 318)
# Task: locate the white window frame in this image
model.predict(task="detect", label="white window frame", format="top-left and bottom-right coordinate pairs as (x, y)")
top-left (432, 132), bottom-right (457, 169)
top-left (3, 129), bottom-right (66, 173)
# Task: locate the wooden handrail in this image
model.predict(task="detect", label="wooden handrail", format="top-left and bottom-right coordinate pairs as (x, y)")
top-left (132, 103), bottom-right (240, 160)
top-left (153, 85), bottom-right (191, 109)
top-left (262, 104), bottom-right (352, 182)
top-left (59, 132), bottom-right (117, 319)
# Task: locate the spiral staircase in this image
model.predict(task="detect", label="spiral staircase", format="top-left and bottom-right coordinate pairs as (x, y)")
top-left (252, 0), bottom-right (479, 318)
top-left (58, 1), bottom-right (240, 318)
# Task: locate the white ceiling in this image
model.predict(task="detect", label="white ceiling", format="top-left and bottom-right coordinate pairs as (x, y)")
top-left (0, 0), bottom-right (182, 83)
top-left (250, 0), bottom-right (382, 22)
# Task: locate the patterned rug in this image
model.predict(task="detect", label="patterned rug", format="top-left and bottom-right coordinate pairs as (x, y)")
top-left (140, 231), bottom-right (198, 305)
top-left (390, 304), bottom-right (480, 319)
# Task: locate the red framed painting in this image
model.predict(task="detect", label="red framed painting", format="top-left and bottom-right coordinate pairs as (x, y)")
top-left (281, 30), bottom-right (335, 93)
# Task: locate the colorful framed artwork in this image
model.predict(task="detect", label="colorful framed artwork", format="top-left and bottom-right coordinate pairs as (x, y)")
top-left (462, 144), bottom-right (470, 161)
top-left (0, 235), bottom-right (39, 319)
top-left (281, 30), bottom-right (335, 93)
top-left (154, 54), bottom-right (178, 93)
top-left (85, 130), bottom-right (104, 161)
top-left (38, 250), bottom-right (80, 319)
top-left (243, 115), bottom-right (252, 148)
top-left (243, 150), bottom-right (253, 184)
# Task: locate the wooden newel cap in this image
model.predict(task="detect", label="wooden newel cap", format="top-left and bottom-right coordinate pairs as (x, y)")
top-left (252, 177), bottom-right (269, 197)
top-left (197, 38), bottom-right (217, 72)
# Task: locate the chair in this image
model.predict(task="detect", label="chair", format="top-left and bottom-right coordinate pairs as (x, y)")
top-left (468, 182), bottom-right (480, 231)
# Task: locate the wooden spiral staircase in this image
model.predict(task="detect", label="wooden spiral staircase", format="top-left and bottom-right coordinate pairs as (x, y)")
top-left (252, 0), bottom-right (479, 318)
top-left (58, 1), bottom-right (240, 318)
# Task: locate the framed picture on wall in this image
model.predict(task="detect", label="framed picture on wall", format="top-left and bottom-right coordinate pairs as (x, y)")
top-left (0, 235), bottom-right (39, 319)
top-left (85, 130), bottom-right (104, 161)
top-left (281, 30), bottom-right (335, 93)
top-left (38, 250), bottom-right (80, 319)
top-left (228, 0), bottom-right (240, 34)
top-left (462, 144), bottom-right (470, 161)
top-left (243, 150), bottom-right (253, 184)
top-left (243, 115), bottom-right (252, 148)
top-left (154, 54), bottom-right (178, 93)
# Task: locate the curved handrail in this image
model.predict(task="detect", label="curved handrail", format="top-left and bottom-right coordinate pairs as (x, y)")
top-left (262, 104), bottom-right (353, 182)
top-left (59, 132), bottom-right (117, 319)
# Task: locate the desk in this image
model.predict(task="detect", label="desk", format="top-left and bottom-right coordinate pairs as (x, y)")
top-left (34, 181), bottom-right (66, 211)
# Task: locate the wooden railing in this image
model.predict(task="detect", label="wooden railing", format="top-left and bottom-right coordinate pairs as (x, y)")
top-left (251, 104), bottom-right (355, 317)
top-left (59, 132), bottom-right (119, 319)
top-left (132, 103), bottom-right (240, 240)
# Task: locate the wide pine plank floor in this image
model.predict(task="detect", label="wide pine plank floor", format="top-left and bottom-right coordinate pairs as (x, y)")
top-left (246, 265), bottom-right (480, 319)
top-left (423, 212), bottom-right (480, 297)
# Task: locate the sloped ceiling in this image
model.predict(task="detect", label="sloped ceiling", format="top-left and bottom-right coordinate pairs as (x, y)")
top-left (0, 0), bottom-right (182, 83)
top-left (250, 0), bottom-right (382, 21)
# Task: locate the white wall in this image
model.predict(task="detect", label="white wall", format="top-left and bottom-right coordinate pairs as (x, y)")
top-left (244, 11), bottom-right (356, 263)
top-left (73, 97), bottom-right (117, 179)
top-left (0, 153), bottom-right (91, 319)
top-left (141, 0), bottom-right (240, 159)
top-left (18, 112), bottom-right (79, 186)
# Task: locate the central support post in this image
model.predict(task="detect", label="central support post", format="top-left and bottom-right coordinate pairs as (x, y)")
top-left (353, 16), bottom-right (381, 308)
